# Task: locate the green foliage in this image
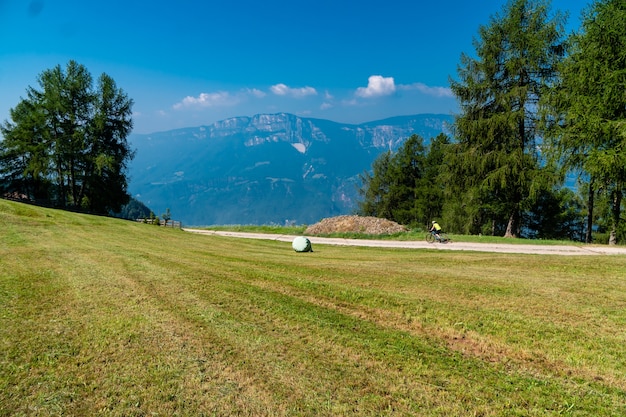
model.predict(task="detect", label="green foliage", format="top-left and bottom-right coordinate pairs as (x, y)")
top-left (161, 208), bottom-right (171, 222)
top-left (523, 186), bottom-right (586, 240)
top-left (0, 95), bottom-right (52, 200)
top-left (449, 0), bottom-right (566, 237)
top-left (417, 133), bottom-right (450, 226)
top-left (113, 197), bottom-right (153, 220)
top-left (386, 134), bottom-right (427, 226)
top-left (356, 0), bottom-right (606, 242)
top-left (357, 150), bottom-right (393, 219)
top-left (542, 0), bottom-right (626, 244)
top-left (0, 60), bottom-right (134, 214)
top-left (357, 134), bottom-right (451, 228)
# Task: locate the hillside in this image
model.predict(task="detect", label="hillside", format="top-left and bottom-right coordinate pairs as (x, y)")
top-left (128, 113), bottom-right (453, 226)
top-left (1, 199), bottom-right (625, 416)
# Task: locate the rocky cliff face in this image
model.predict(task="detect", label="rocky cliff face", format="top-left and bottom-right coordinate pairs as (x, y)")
top-left (128, 113), bottom-right (452, 226)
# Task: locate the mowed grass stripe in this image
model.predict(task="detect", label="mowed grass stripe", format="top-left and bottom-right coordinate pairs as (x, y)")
top-left (193, 241), bottom-right (626, 390)
top-left (78, 240), bottom-right (609, 416)
top-left (1, 199), bottom-right (625, 416)
top-left (2, 224), bottom-right (284, 414)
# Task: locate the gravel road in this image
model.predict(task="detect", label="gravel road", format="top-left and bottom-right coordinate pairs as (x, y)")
top-left (183, 229), bottom-right (626, 256)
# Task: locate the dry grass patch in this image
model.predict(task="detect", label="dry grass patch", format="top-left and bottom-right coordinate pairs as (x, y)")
top-left (304, 215), bottom-right (408, 235)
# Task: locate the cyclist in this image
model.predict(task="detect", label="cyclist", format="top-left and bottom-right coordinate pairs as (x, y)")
top-left (430, 221), bottom-right (442, 240)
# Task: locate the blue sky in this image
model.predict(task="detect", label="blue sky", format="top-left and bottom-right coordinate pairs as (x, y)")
top-left (1, 0), bottom-right (589, 134)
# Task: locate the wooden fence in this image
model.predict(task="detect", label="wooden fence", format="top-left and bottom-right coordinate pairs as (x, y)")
top-left (137, 219), bottom-right (182, 228)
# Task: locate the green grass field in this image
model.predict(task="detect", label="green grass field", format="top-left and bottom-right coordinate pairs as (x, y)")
top-left (1, 199), bottom-right (625, 416)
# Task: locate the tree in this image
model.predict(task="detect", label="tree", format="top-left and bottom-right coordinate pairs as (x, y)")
top-left (524, 186), bottom-right (585, 240)
top-left (358, 135), bottom-right (429, 226)
top-left (386, 134), bottom-right (427, 226)
top-left (113, 197), bottom-right (152, 221)
top-left (81, 73), bottom-right (134, 213)
top-left (449, 0), bottom-right (566, 237)
top-left (0, 98), bottom-right (51, 200)
top-left (357, 134), bottom-right (448, 228)
top-left (0, 61), bottom-right (134, 214)
top-left (420, 133), bottom-right (450, 226)
top-left (542, 0), bottom-right (626, 245)
top-left (357, 150), bottom-right (393, 220)
top-left (161, 208), bottom-right (172, 224)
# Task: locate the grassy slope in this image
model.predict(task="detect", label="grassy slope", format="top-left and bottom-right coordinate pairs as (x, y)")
top-left (1, 199), bottom-right (625, 416)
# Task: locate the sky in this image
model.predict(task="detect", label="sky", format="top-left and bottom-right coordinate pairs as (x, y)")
top-left (1, 0), bottom-right (590, 135)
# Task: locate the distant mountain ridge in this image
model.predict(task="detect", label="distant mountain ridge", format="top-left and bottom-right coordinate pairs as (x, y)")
top-left (128, 113), bottom-right (453, 226)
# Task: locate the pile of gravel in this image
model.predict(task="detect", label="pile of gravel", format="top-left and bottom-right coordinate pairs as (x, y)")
top-left (304, 215), bottom-right (408, 235)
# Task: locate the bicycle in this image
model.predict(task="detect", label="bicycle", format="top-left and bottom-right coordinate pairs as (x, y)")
top-left (425, 230), bottom-right (450, 244)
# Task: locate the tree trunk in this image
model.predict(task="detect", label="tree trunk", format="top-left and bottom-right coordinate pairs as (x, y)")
top-left (585, 180), bottom-right (594, 244)
top-left (504, 210), bottom-right (518, 238)
top-left (69, 158), bottom-right (77, 207)
top-left (56, 162), bottom-right (66, 208)
top-left (609, 188), bottom-right (622, 246)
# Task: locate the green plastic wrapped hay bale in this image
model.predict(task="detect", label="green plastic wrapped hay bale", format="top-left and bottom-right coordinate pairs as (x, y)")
top-left (292, 236), bottom-right (313, 252)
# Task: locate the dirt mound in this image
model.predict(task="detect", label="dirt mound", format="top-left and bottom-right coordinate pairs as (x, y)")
top-left (305, 215), bottom-right (408, 235)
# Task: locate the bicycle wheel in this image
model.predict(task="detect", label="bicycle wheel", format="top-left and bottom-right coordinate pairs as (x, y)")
top-left (439, 233), bottom-right (450, 243)
top-left (425, 233), bottom-right (435, 243)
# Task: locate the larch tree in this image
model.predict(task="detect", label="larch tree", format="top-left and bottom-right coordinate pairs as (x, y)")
top-left (542, 0), bottom-right (626, 245)
top-left (0, 98), bottom-right (51, 200)
top-left (449, 0), bottom-right (566, 237)
top-left (81, 73), bottom-right (134, 213)
top-left (0, 61), bottom-right (134, 214)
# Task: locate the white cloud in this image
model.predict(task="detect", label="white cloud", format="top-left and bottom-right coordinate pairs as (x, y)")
top-left (173, 91), bottom-right (238, 109)
top-left (355, 75), bottom-right (396, 98)
top-left (173, 88), bottom-right (267, 110)
top-left (270, 83), bottom-right (317, 98)
top-left (320, 90), bottom-right (335, 110)
top-left (247, 88), bottom-right (266, 98)
top-left (398, 82), bottom-right (453, 98)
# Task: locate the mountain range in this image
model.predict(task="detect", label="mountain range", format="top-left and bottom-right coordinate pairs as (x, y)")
top-left (127, 113), bottom-right (453, 226)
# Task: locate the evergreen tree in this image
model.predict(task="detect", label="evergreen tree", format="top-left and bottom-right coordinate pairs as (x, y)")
top-left (420, 133), bottom-right (450, 227)
top-left (357, 151), bottom-right (394, 220)
top-left (113, 197), bottom-right (152, 220)
top-left (357, 134), bottom-right (446, 228)
top-left (82, 74), bottom-right (134, 213)
top-left (0, 98), bottom-right (51, 200)
top-left (524, 186), bottom-right (585, 240)
top-left (0, 61), bottom-right (134, 214)
top-left (542, 0), bottom-right (626, 244)
top-left (387, 134), bottom-right (426, 226)
top-left (449, 0), bottom-right (566, 237)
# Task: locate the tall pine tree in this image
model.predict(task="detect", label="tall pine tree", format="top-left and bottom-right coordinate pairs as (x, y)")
top-left (0, 61), bottom-right (134, 214)
top-left (449, 0), bottom-right (566, 237)
top-left (542, 0), bottom-right (626, 245)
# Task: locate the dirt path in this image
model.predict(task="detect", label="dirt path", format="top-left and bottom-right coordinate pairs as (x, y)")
top-left (183, 229), bottom-right (626, 256)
